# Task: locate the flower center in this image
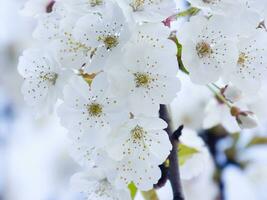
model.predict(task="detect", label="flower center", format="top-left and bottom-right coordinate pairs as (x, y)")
top-left (41, 72), bottom-right (58, 85)
top-left (102, 36), bottom-right (119, 50)
top-left (87, 103), bottom-right (103, 117)
top-left (130, 0), bottom-right (145, 11)
top-left (90, 0), bottom-right (103, 7)
top-left (237, 52), bottom-right (248, 66)
top-left (133, 72), bottom-right (151, 88)
top-left (131, 125), bottom-right (145, 140)
top-left (196, 41), bottom-right (213, 58)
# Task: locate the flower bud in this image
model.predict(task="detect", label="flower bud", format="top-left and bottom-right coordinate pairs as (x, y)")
top-left (230, 107), bottom-right (258, 129)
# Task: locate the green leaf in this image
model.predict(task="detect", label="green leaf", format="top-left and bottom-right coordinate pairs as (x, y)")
top-left (246, 137), bottom-right (267, 148)
top-left (178, 143), bottom-right (199, 166)
top-left (176, 7), bottom-right (200, 18)
top-left (128, 182), bottom-right (138, 200)
top-left (141, 189), bottom-right (159, 200)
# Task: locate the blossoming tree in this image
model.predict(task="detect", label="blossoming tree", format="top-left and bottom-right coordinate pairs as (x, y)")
top-left (18, 0), bottom-right (267, 199)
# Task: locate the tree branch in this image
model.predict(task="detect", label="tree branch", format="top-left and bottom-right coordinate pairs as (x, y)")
top-left (159, 105), bottom-right (185, 200)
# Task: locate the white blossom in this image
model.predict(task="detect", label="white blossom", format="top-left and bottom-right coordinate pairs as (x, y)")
top-left (18, 48), bottom-right (70, 115)
top-left (223, 30), bottom-right (267, 93)
top-left (58, 74), bottom-right (126, 146)
top-left (17, 0), bottom-right (267, 196)
top-left (178, 15), bottom-right (238, 84)
top-left (71, 168), bottom-right (131, 200)
top-left (107, 116), bottom-right (171, 190)
top-left (73, 3), bottom-right (131, 73)
top-left (108, 42), bottom-right (180, 115)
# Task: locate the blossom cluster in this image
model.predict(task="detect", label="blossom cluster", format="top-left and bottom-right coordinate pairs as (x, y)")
top-left (176, 0), bottom-right (267, 131)
top-left (18, 0), bottom-right (180, 199)
top-left (18, 0), bottom-right (267, 199)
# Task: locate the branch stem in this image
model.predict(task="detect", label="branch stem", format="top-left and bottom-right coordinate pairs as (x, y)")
top-left (159, 105), bottom-right (185, 200)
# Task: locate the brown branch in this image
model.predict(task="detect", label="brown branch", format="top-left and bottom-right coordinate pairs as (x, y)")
top-left (159, 105), bottom-right (185, 200)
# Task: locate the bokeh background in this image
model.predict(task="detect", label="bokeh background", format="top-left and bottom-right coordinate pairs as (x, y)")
top-left (0, 0), bottom-right (81, 199)
top-left (1, 0), bottom-right (267, 200)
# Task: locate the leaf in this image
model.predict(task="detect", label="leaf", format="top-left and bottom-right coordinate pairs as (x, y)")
top-left (178, 143), bottom-right (199, 166)
top-left (141, 189), bottom-right (159, 200)
top-left (176, 7), bottom-right (200, 18)
top-left (128, 182), bottom-right (138, 200)
top-left (246, 137), bottom-right (267, 148)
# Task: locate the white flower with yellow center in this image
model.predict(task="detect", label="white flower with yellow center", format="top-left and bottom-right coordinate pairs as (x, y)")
top-left (18, 48), bottom-right (69, 115)
top-left (73, 3), bottom-right (131, 73)
top-left (58, 74), bottom-right (125, 146)
top-left (107, 116), bottom-right (171, 190)
top-left (108, 42), bottom-right (180, 115)
top-left (117, 0), bottom-right (176, 23)
top-left (224, 30), bottom-right (267, 93)
top-left (50, 13), bottom-right (94, 70)
top-left (33, 9), bottom-right (93, 70)
top-left (178, 15), bottom-right (238, 84)
top-left (71, 168), bottom-right (131, 200)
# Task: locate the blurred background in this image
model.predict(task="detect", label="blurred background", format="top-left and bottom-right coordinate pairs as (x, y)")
top-left (0, 0), bottom-right (81, 199)
top-left (1, 0), bottom-right (267, 200)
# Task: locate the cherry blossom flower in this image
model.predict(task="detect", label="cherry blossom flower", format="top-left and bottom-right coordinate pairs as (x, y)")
top-left (71, 168), bottom-right (131, 200)
top-left (107, 116), bottom-right (171, 190)
top-left (18, 48), bottom-right (70, 115)
top-left (108, 42), bottom-right (180, 115)
top-left (73, 3), bottom-right (131, 73)
top-left (17, 0), bottom-right (267, 197)
top-left (58, 74), bottom-right (126, 146)
top-left (178, 15), bottom-right (238, 84)
top-left (223, 30), bottom-right (267, 93)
